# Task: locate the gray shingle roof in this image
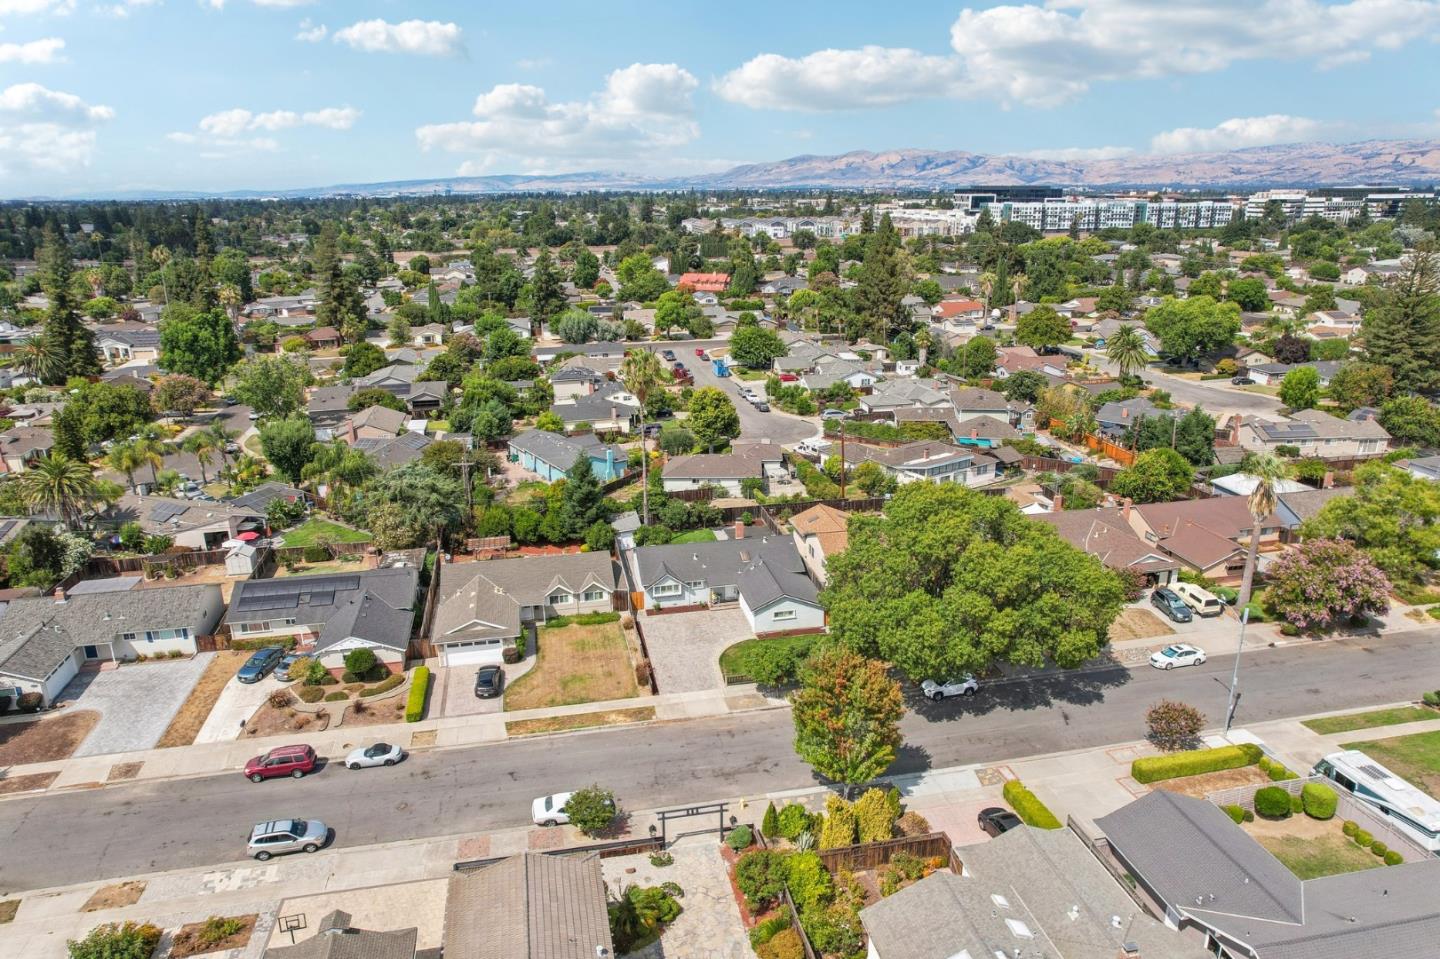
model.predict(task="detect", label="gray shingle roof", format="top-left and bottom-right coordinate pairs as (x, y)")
top-left (634, 537), bottom-right (817, 607)
top-left (227, 569), bottom-right (418, 653)
top-left (507, 429), bottom-right (622, 474)
top-left (445, 852), bottom-right (612, 959)
top-left (0, 584), bottom-right (224, 681)
top-left (351, 431), bottom-right (431, 468)
top-left (432, 554), bottom-right (614, 641)
top-left (264, 910), bottom-right (416, 959)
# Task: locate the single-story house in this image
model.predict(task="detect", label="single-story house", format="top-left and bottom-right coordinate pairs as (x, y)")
top-left (859, 379), bottom-right (949, 414)
top-left (789, 503), bottom-right (849, 586)
top-left (1209, 473), bottom-right (1310, 498)
top-left (106, 493), bottom-right (266, 549)
top-left (352, 431), bottom-right (432, 469)
top-left (0, 426), bottom-right (54, 474)
top-left (410, 323), bottom-right (445, 347)
top-left (303, 326), bottom-right (342, 350)
top-left (632, 534), bottom-right (823, 635)
top-left (676, 271), bottom-right (729, 293)
top-left (1274, 486), bottom-right (1348, 532)
top-left (1231, 409), bottom-right (1390, 459)
top-left (550, 365), bottom-right (607, 401)
top-left (1127, 496), bottom-right (1283, 580)
top-left (1245, 360), bottom-right (1342, 387)
top-left (431, 554), bottom-right (615, 667)
top-left (507, 428), bottom-right (626, 483)
top-left (307, 384), bottom-right (356, 432)
top-left (993, 345), bottom-right (1068, 380)
top-left (342, 405), bottom-right (408, 443)
top-left (354, 364), bottom-right (419, 396)
top-left (550, 383), bottom-right (641, 434)
top-left (96, 326), bottom-right (161, 367)
top-left (263, 910), bottom-right (416, 959)
top-left (662, 443), bottom-right (784, 496)
top-left (406, 380), bottom-right (448, 416)
top-left (226, 568), bottom-right (419, 674)
top-left (1097, 789), bottom-right (1440, 959)
top-left (444, 852), bottom-right (613, 959)
top-left (843, 440), bottom-right (998, 488)
top-left (1095, 397), bottom-right (1175, 438)
top-left (1396, 454), bottom-right (1440, 482)
top-left (228, 482), bottom-right (312, 514)
top-left (1034, 506), bottom-right (1179, 586)
top-left (0, 584), bottom-right (226, 705)
top-left (932, 298), bottom-right (986, 324)
top-left (800, 360), bottom-right (879, 392)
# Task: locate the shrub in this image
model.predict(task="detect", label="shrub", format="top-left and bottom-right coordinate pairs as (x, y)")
top-left (1269, 764), bottom-right (1298, 782)
top-left (818, 795), bottom-right (857, 849)
top-left (323, 691), bottom-right (348, 702)
top-left (1254, 786), bottom-right (1292, 819)
top-left (749, 913), bottom-right (792, 949)
top-left (340, 671), bottom-right (359, 684)
top-left (1342, 820), bottom-right (1359, 837)
top-left (167, 649), bottom-right (184, 659)
top-left (1385, 850), bottom-right (1404, 865)
top-left (296, 686), bottom-right (325, 703)
top-left (1423, 690), bottom-right (1440, 707)
top-left (776, 803), bottom-right (811, 841)
top-left (405, 666), bottom-right (430, 722)
top-left (734, 850), bottom-right (788, 911)
top-left (761, 801), bottom-right (780, 838)
top-left (1223, 804), bottom-right (1246, 824)
top-left (1002, 780), bottom-right (1062, 829)
top-left (542, 611), bottom-right (621, 628)
top-left (267, 689), bottom-right (293, 709)
top-left (1130, 743), bottom-right (1263, 784)
top-left (17, 691), bottom-right (42, 713)
top-left (67, 921), bottom-right (163, 959)
top-left (563, 785), bottom-right (619, 836)
top-left (785, 851), bottom-right (834, 914)
top-left (800, 906), bottom-right (862, 956)
top-left (1354, 829), bottom-right (1373, 847)
top-left (360, 673), bottom-right (404, 697)
top-left (1289, 793), bottom-right (1304, 814)
top-left (755, 927), bottom-right (803, 959)
top-left (1301, 783), bottom-right (1338, 820)
top-left (1371, 840), bottom-right (1388, 857)
top-left (302, 544), bottom-right (330, 563)
top-left (854, 787), bottom-right (901, 843)
top-left (195, 916), bottom-right (246, 946)
top-left (649, 850), bottom-right (673, 868)
top-left (343, 648), bottom-right (377, 676)
top-left (1145, 699), bottom-right (1206, 751)
top-left (896, 811), bottom-right (931, 836)
top-left (230, 637), bottom-right (298, 651)
top-left (726, 825), bottom-right (754, 852)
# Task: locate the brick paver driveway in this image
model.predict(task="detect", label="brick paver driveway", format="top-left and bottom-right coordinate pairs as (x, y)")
top-left (638, 607), bottom-right (752, 694)
top-left (58, 655), bottom-right (211, 757)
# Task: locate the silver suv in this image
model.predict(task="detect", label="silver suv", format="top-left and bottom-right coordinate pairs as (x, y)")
top-left (247, 819), bottom-right (329, 860)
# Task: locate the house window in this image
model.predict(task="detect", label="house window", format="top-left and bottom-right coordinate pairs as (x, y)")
top-left (684, 580), bottom-right (704, 590)
top-left (653, 582), bottom-right (682, 597)
top-left (120, 632), bottom-right (137, 643)
top-left (549, 591), bottom-right (573, 605)
top-left (238, 622), bottom-right (268, 634)
top-left (773, 609), bottom-right (797, 622)
top-left (582, 589), bottom-right (606, 603)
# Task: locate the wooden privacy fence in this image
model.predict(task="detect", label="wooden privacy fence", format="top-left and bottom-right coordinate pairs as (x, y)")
top-left (1048, 419), bottom-right (1137, 467)
top-left (87, 547), bottom-right (232, 576)
top-left (814, 831), bottom-right (961, 875)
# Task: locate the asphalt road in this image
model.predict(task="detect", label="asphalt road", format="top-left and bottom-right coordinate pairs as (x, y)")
top-left (1085, 351), bottom-right (1283, 419)
top-left (2, 628), bottom-right (1436, 893)
top-left (97, 404), bottom-right (256, 490)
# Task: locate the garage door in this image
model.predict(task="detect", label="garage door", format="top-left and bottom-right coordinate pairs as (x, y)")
top-left (441, 641), bottom-right (504, 667)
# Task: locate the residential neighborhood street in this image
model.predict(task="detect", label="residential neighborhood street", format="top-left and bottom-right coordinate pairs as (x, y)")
top-left (3, 625), bottom-right (1434, 894)
top-left (1085, 351), bottom-right (1285, 418)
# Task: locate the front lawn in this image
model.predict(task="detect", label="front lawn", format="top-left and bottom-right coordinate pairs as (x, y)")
top-left (0, 711), bottom-right (99, 765)
top-left (719, 634), bottom-right (815, 681)
top-left (156, 650), bottom-right (249, 748)
top-left (1342, 730), bottom-right (1440, 799)
top-left (280, 518), bottom-right (372, 547)
top-left (1303, 706), bottom-right (1437, 735)
top-left (671, 529), bottom-right (718, 544)
top-left (504, 622), bottom-right (639, 710)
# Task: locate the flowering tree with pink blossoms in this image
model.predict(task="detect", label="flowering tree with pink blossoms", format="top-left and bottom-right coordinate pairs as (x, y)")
top-left (1265, 539), bottom-right (1391, 631)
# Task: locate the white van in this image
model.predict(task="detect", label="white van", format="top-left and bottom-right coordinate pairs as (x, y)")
top-left (1172, 581), bottom-right (1225, 617)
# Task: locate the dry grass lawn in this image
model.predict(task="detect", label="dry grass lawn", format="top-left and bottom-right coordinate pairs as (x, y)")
top-left (504, 623), bottom-right (638, 711)
top-left (1152, 765), bottom-right (1271, 798)
top-left (244, 702), bottom-right (328, 738)
top-left (82, 881), bottom-right (146, 912)
top-left (339, 698), bottom-right (406, 727)
top-left (1244, 815), bottom-right (1383, 879)
top-left (0, 900), bottom-right (18, 924)
top-left (1342, 730), bottom-right (1440, 799)
top-left (506, 706), bottom-right (656, 736)
top-left (169, 914), bottom-right (257, 958)
top-left (156, 650), bottom-right (249, 748)
top-left (1109, 607), bottom-right (1176, 643)
top-left (0, 772), bottom-right (58, 794)
top-left (0, 710), bottom-right (99, 765)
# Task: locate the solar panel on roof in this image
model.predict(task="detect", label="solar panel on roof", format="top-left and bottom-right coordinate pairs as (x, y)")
top-left (150, 502), bottom-right (188, 522)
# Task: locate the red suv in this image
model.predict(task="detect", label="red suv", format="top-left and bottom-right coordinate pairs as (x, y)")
top-left (244, 745), bottom-right (318, 783)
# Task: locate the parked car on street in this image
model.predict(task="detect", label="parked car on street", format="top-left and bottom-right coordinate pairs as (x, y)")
top-left (1231, 375), bottom-right (1255, 385)
top-left (531, 790), bottom-right (615, 827)
top-left (921, 676), bottom-right (979, 701)
top-left (695, 348), bottom-right (707, 358)
top-left (474, 664), bottom-right (504, 698)
top-left (820, 408), bottom-right (848, 421)
top-left (752, 399), bottom-right (770, 412)
top-left (1150, 587), bottom-right (1194, 623)
top-left (344, 742), bottom-right (405, 769)
top-left (247, 819), bottom-right (329, 860)
top-left (1171, 582), bottom-right (1225, 617)
top-left (1149, 643), bottom-right (1207, 670)
top-left (661, 350), bottom-right (676, 361)
top-left (237, 646), bottom-right (287, 683)
top-left (244, 744), bottom-right (318, 782)
top-left (977, 807), bottom-right (1023, 837)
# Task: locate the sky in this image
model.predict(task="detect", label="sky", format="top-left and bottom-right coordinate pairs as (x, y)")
top-left (0, 0), bottom-right (1437, 196)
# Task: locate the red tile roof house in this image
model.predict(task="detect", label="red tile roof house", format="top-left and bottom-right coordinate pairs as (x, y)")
top-left (677, 272), bottom-right (730, 293)
top-left (304, 326), bottom-right (341, 349)
top-left (933, 299), bottom-right (987, 324)
top-left (1125, 496), bottom-right (1284, 582)
top-left (1034, 504), bottom-right (1180, 587)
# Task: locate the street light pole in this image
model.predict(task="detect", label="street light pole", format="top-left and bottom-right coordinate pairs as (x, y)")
top-left (1225, 607), bottom-right (1249, 735)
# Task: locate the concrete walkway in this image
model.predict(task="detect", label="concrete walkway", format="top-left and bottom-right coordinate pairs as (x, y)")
top-left (194, 673), bottom-right (281, 744)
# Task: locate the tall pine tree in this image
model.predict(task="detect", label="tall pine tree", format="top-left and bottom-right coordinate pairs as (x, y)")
top-left (189, 205), bottom-right (217, 311)
top-left (314, 223), bottom-right (366, 343)
top-left (528, 246), bottom-right (565, 336)
top-left (1364, 244), bottom-right (1440, 394)
top-left (853, 214), bottom-right (907, 344)
top-left (37, 222), bottom-right (100, 383)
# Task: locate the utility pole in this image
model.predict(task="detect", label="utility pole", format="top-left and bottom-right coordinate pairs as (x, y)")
top-left (1225, 607), bottom-right (1249, 735)
top-left (838, 420), bottom-right (847, 498)
top-left (458, 456), bottom-right (474, 513)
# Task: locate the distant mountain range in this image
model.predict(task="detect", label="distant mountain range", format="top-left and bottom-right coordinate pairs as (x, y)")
top-left (38, 138), bottom-right (1440, 200)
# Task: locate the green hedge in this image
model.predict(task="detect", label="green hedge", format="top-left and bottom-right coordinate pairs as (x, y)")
top-left (229, 637), bottom-right (298, 651)
top-left (405, 666), bottom-right (430, 722)
top-left (360, 673), bottom-right (405, 697)
top-left (1254, 786), bottom-right (1292, 819)
top-left (542, 611), bottom-right (621, 629)
top-left (1002, 780), bottom-right (1062, 829)
top-left (1131, 743), bottom-right (1263, 784)
top-left (296, 686), bottom-right (325, 703)
top-left (1302, 783), bottom-right (1337, 820)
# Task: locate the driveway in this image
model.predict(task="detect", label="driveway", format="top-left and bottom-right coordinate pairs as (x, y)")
top-left (437, 665), bottom-right (504, 717)
top-left (194, 672), bottom-right (282, 744)
top-left (59, 655), bottom-right (212, 757)
top-left (639, 607), bottom-right (753, 694)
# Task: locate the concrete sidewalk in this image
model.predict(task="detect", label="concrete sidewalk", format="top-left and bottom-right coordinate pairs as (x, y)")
top-left (0, 684), bottom-right (789, 799)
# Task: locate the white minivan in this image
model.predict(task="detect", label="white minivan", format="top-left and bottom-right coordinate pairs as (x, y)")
top-left (1172, 581), bottom-right (1225, 617)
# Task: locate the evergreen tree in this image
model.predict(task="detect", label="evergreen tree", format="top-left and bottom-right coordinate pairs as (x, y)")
top-left (189, 206), bottom-right (216, 310)
top-left (528, 246), bottom-right (565, 335)
top-left (1363, 245), bottom-right (1440, 394)
top-left (853, 214), bottom-right (907, 343)
top-left (314, 223), bottom-right (366, 343)
top-left (37, 222), bottom-right (100, 382)
top-left (559, 451), bottom-right (607, 538)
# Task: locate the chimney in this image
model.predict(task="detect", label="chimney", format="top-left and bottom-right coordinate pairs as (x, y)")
top-left (734, 520), bottom-right (745, 539)
top-left (1122, 497), bottom-right (1132, 519)
top-left (922, 446), bottom-right (930, 460)
top-left (1121, 407), bottom-right (1129, 419)
top-left (970, 428), bottom-right (979, 441)
top-left (1052, 494), bottom-right (1064, 512)
top-left (53, 587), bottom-right (67, 604)
top-left (1321, 471), bottom-right (1334, 489)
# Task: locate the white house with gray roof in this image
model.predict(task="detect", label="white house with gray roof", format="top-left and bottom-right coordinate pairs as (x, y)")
top-left (0, 583), bottom-right (226, 705)
top-left (1233, 409), bottom-right (1389, 458)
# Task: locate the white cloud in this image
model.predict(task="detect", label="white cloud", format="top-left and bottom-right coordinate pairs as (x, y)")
top-left (717, 0), bottom-right (1440, 112)
top-left (294, 18), bottom-right (325, 42)
top-left (0, 38), bottom-right (65, 63)
top-left (1021, 145), bottom-right (1136, 161)
top-left (332, 18), bottom-right (463, 57)
top-left (193, 104), bottom-right (359, 138)
top-left (0, 0), bottom-right (76, 14)
top-left (1150, 115), bottom-right (1326, 153)
top-left (416, 63), bottom-right (699, 172)
top-left (105, 0), bottom-right (159, 16)
top-left (715, 46), bottom-right (964, 111)
top-left (0, 82), bottom-right (111, 175)
top-left (204, 0), bottom-right (313, 9)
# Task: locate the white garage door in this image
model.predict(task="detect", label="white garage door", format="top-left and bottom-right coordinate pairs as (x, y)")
top-left (441, 641), bottom-right (504, 667)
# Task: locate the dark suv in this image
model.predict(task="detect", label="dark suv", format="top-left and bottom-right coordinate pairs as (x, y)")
top-left (1151, 587), bottom-right (1194, 623)
top-left (237, 646), bottom-right (286, 683)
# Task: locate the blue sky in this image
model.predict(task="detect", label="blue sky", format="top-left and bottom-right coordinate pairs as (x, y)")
top-left (0, 0), bottom-right (1437, 196)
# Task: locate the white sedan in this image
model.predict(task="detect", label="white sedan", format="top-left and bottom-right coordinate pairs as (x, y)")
top-left (344, 742), bottom-right (405, 769)
top-left (1149, 643), bottom-right (1207, 670)
top-left (921, 675), bottom-right (979, 701)
top-left (532, 792), bottom-right (574, 827)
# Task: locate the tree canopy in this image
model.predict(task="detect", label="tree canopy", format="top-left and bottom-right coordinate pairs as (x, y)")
top-left (1143, 295), bottom-right (1240, 364)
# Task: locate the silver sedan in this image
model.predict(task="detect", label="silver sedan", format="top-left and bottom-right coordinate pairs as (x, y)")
top-left (344, 742), bottom-right (405, 770)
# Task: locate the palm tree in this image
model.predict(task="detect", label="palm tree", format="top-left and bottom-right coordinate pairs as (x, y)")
top-left (914, 327), bottom-right (933, 368)
top-left (1010, 273), bottom-right (1027, 327)
top-left (1106, 324), bottom-right (1150, 380)
top-left (205, 421), bottom-right (239, 470)
top-left (620, 349), bottom-right (666, 525)
top-left (150, 245), bottom-right (171, 304)
top-left (183, 431), bottom-right (217, 484)
top-left (17, 337), bottom-right (63, 385)
top-left (1236, 451), bottom-right (1286, 611)
top-left (978, 271), bottom-right (996, 320)
top-left (105, 441), bottom-right (146, 493)
top-left (19, 454), bottom-right (98, 529)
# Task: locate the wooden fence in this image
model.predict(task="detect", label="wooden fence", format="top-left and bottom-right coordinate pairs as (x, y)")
top-left (814, 831), bottom-right (961, 876)
top-left (86, 547), bottom-right (232, 576)
top-left (1019, 455), bottom-right (1124, 485)
top-left (1049, 419), bottom-right (1137, 467)
top-left (452, 834), bottom-right (664, 872)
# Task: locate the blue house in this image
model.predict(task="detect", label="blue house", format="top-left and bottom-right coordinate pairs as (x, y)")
top-left (507, 428), bottom-right (626, 483)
